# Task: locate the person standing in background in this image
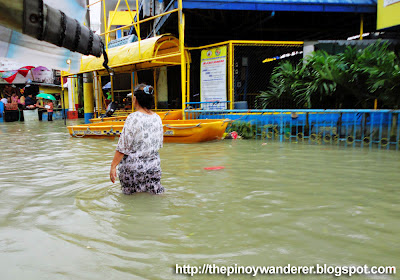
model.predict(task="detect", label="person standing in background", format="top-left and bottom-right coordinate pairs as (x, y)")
top-left (11, 93), bottom-right (19, 104)
top-left (45, 100), bottom-right (54, 121)
top-left (25, 94), bottom-right (35, 106)
top-left (3, 85), bottom-right (13, 98)
top-left (36, 99), bottom-right (45, 121)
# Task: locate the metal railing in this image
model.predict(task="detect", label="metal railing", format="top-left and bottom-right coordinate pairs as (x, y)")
top-left (185, 102), bottom-right (400, 150)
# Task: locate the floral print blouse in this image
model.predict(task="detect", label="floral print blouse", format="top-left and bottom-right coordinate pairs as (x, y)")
top-left (116, 112), bottom-right (164, 157)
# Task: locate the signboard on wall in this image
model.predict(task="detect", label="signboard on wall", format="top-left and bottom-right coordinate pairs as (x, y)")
top-left (384, 0), bottom-right (400, 6)
top-left (377, 0), bottom-right (400, 30)
top-left (200, 46), bottom-right (227, 110)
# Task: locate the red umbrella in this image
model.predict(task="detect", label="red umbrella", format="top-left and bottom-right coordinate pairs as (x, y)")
top-left (17, 66), bottom-right (35, 77)
top-left (0, 71), bottom-right (18, 83)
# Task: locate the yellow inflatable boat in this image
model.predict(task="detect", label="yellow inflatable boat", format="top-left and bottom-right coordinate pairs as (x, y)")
top-left (162, 119), bottom-right (231, 143)
top-left (67, 119), bottom-right (231, 143)
top-left (89, 110), bottom-right (183, 123)
top-left (68, 121), bottom-right (125, 137)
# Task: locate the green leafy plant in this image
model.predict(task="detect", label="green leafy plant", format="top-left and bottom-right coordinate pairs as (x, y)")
top-left (257, 41), bottom-right (400, 109)
top-left (77, 107), bottom-right (85, 118)
top-left (358, 42), bottom-right (400, 108)
top-left (256, 61), bottom-right (300, 109)
top-left (227, 121), bottom-right (262, 139)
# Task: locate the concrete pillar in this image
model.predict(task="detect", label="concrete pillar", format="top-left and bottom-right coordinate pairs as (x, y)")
top-left (83, 73), bottom-right (94, 123)
top-left (303, 41), bottom-right (317, 63)
top-left (68, 77), bottom-right (74, 110)
top-left (67, 76), bottom-right (78, 119)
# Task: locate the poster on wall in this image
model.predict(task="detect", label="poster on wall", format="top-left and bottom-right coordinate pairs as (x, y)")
top-left (377, 0), bottom-right (400, 29)
top-left (384, 0), bottom-right (400, 6)
top-left (200, 46), bottom-right (227, 110)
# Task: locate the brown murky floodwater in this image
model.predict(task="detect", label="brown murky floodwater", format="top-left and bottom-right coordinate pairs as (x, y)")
top-left (0, 119), bottom-right (399, 279)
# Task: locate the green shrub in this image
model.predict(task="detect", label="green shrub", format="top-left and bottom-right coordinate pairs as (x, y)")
top-left (257, 41), bottom-right (400, 109)
top-left (227, 121), bottom-right (262, 139)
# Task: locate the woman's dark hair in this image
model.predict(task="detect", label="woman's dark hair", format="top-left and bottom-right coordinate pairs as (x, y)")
top-left (134, 83), bottom-right (154, 110)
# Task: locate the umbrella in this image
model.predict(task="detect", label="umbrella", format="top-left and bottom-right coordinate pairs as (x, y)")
top-left (18, 66), bottom-right (35, 77)
top-left (36, 93), bottom-right (56, 101)
top-left (102, 82), bottom-right (111, 90)
top-left (0, 70), bottom-right (18, 83)
top-left (33, 66), bottom-right (50, 72)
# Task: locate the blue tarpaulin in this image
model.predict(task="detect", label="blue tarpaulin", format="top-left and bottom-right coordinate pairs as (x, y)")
top-left (178, 0), bottom-right (377, 13)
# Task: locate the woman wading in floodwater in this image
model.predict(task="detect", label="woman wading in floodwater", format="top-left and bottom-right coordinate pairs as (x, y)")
top-left (110, 84), bottom-right (164, 194)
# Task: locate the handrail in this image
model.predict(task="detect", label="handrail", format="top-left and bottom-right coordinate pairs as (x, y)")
top-left (87, 0), bottom-right (102, 7)
top-left (164, 123), bottom-right (201, 129)
top-left (162, 110), bottom-right (171, 120)
top-left (186, 101), bottom-right (231, 104)
top-left (100, 9), bottom-right (179, 36)
top-left (186, 40), bottom-right (304, 50)
top-left (184, 109), bottom-right (400, 113)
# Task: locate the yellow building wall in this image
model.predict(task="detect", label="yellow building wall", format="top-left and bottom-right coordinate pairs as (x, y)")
top-left (108, 11), bottom-right (136, 26)
top-left (74, 78), bottom-right (79, 106)
top-left (39, 86), bottom-right (62, 95)
top-left (39, 86), bottom-right (63, 108)
top-left (377, 0), bottom-right (400, 29)
top-left (62, 88), bottom-right (69, 109)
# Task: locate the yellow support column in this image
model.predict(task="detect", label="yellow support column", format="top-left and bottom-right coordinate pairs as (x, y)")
top-left (102, 0), bottom-right (108, 48)
top-left (228, 42), bottom-right (234, 110)
top-left (63, 87), bottom-right (69, 111)
top-left (134, 71), bottom-right (138, 86)
top-left (186, 61), bottom-right (190, 103)
top-left (135, 0), bottom-right (141, 58)
top-left (83, 73), bottom-right (94, 123)
top-left (178, 0), bottom-right (186, 119)
top-left (360, 14), bottom-right (364, 40)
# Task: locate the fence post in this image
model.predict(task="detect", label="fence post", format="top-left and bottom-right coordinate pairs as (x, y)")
top-left (279, 112), bottom-right (283, 142)
top-left (229, 42), bottom-right (234, 110)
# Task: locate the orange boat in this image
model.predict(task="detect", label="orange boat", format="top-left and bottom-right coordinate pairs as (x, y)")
top-left (162, 119), bottom-right (231, 143)
top-left (67, 119), bottom-right (231, 143)
top-left (89, 110), bottom-right (183, 123)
